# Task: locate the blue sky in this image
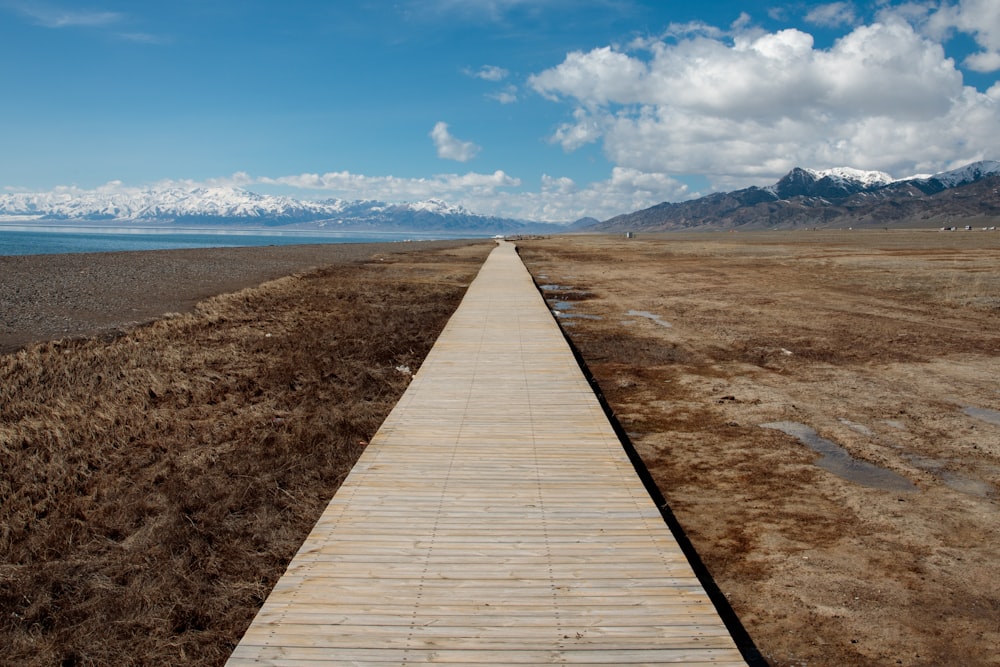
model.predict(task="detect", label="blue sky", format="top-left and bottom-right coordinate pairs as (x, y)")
top-left (2, 0), bottom-right (999, 221)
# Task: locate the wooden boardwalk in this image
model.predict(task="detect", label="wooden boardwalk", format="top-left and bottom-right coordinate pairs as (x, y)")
top-left (228, 242), bottom-right (746, 666)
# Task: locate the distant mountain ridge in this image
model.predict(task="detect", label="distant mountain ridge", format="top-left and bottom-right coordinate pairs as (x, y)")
top-left (595, 160), bottom-right (1000, 231)
top-left (0, 186), bottom-right (559, 235)
top-left (6, 160), bottom-right (999, 235)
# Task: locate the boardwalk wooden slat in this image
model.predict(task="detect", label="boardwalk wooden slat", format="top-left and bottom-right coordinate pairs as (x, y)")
top-left (249, 611), bottom-right (728, 628)
top-left (234, 633), bottom-right (741, 651)
top-left (227, 242), bottom-right (745, 666)
top-left (228, 646), bottom-right (747, 665)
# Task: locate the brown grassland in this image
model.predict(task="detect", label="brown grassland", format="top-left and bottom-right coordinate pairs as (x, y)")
top-left (0, 242), bottom-right (491, 666)
top-left (3, 231), bottom-right (999, 666)
top-left (518, 230), bottom-right (1000, 667)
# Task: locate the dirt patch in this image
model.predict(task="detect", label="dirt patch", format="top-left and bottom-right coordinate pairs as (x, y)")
top-left (0, 242), bottom-right (491, 666)
top-left (519, 230), bottom-right (1000, 667)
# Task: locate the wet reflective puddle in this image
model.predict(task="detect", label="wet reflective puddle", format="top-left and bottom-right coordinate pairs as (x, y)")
top-left (904, 453), bottom-right (993, 497)
top-left (761, 421), bottom-right (917, 492)
top-left (964, 406), bottom-right (1000, 427)
top-left (551, 301), bottom-right (603, 320)
top-left (540, 284), bottom-right (602, 321)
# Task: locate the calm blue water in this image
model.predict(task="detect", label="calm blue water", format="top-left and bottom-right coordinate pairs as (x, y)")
top-left (0, 227), bottom-right (467, 256)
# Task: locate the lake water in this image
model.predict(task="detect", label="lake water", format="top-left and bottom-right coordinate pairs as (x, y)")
top-left (0, 226), bottom-right (471, 256)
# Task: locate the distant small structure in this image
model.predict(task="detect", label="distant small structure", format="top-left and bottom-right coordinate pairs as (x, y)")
top-left (624, 231), bottom-right (635, 239)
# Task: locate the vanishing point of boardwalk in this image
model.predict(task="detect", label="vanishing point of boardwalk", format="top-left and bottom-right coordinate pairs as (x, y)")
top-left (228, 242), bottom-right (746, 665)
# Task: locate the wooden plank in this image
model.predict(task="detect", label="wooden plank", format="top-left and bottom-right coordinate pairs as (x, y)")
top-left (226, 242), bottom-right (745, 666)
top-left (234, 631), bottom-right (741, 651)
top-left (229, 645), bottom-right (747, 665)
top-left (250, 610), bottom-right (729, 627)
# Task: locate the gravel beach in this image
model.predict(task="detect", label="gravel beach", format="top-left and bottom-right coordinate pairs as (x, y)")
top-left (0, 240), bottom-right (478, 353)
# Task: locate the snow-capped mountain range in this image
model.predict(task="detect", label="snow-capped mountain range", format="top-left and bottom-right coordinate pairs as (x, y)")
top-left (920, 161), bottom-right (1000, 188)
top-left (762, 161), bottom-right (1000, 201)
top-left (763, 167), bottom-right (895, 196)
top-left (3, 160), bottom-right (998, 233)
top-left (595, 160), bottom-right (1000, 231)
top-left (0, 186), bottom-right (547, 234)
top-left (1, 186), bottom-right (330, 221)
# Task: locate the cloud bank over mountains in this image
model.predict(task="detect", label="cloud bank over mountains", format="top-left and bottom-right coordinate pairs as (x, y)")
top-left (529, 5), bottom-right (1000, 193)
top-left (6, 160), bottom-right (995, 234)
top-left (1, 167), bottom-right (687, 226)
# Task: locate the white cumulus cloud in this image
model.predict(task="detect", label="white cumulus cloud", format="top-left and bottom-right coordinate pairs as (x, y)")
top-left (430, 122), bottom-right (481, 162)
top-left (965, 50), bottom-right (1000, 72)
top-left (923, 0), bottom-right (1000, 72)
top-left (254, 165), bottom-right (682, 222)
top-left (488, 85), bottom-right (519, 104)
top-left (259, 169), bottom-right (520, 202)
top-left (466, 64), bottom-right (509, 81)
top-left (529, 15), bottom-right (1000, 188)
top-left (805, 2), bottom-right (858, 28)
top-left (480, 168), bottom-right (690, 222)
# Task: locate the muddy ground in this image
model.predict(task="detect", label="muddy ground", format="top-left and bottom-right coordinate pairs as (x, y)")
top-left (519, 230), bottom-right (1000, 667)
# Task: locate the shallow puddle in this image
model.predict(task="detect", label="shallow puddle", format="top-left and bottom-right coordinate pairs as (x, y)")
top-left (761, 421), bottom-right (917, 492)
top-left (938, 474), bottom-right (994, 497)
top-left (539, 283), bottom-right (601, 320)
top-left (964, 406), bottom-right (1000, 427)
top-left (626, 309), bottom-right (672, 328)
top-left (905, 454), bottom-right (993, 497)
top-left (551, 301), bottom-right (602, 320)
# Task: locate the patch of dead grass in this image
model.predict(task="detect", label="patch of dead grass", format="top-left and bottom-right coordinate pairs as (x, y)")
top-left (520, 232), bottom-right (1000, 667)
top-left (0, 246), bottom-right (490, 666)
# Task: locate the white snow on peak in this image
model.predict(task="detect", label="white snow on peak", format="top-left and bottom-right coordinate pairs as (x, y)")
top-left (929, 160), bottom-right (1000, 188)
top-left (0, 185), bottom-right (328, 220)
top-left (0, 185), bottom-right (479, 222)
top-left (813, 167), bottom-right (895, 187)
top-left (407, 198), bottom-right (470, 215)
top-left (762, 160), bottom-right (999, 196)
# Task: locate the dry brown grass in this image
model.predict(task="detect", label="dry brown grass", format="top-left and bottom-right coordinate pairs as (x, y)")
top-left (520, 231), bottom-right (1000, 667)
top-left (0, 245), bottom-right (490, 666)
